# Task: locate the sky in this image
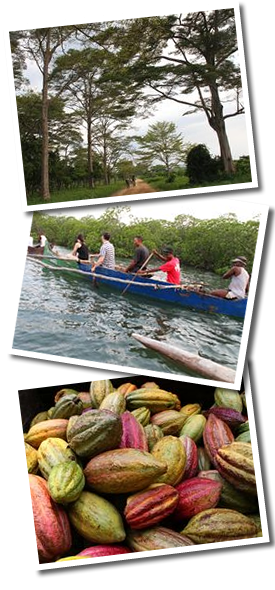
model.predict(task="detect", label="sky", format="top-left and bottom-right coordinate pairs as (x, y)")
top-left (49, 194), bottom-right (263, 224)
top-left (19, 8), bottom-right (252, 161)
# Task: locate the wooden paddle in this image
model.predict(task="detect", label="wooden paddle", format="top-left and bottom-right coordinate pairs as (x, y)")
top-left (121, 251), bottom-right (155, 296)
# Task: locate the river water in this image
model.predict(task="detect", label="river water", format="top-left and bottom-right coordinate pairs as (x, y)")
top-left (12, 250), bottom-right (244, 377)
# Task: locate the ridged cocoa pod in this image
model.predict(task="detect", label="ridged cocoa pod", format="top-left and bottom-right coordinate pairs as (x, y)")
top-left (152, 436), bottom-right (186, 486)
top-left (54, 388), bottom-right (79, 403)
top-left (180, 403), bottom-right (201, 420)
top-left (127, 526), bottom-right (194, 551)
top-left (25, 419), bottom-right (69, 449)
top-left (215, 442), bottom-right (257, 496)
top-left (131, 407), bottom-right (151, 427)
top-left (197, 447), bottom-right (212, 471)
top-left (126, 389), bottom-right (181, 413)
top-left (144, 423), bottom-right (164, 451)
top-left (51, 394), bottom-right (83, 419)
top-left (29, 411), bottom-right (49, 428)
top-left (179, 435), bottom-right (198, 479)
top-left (203, 414), bottom-right (234, 467)
top-left (214, 388), bottom-right (243, 413)
top-left (124, 484), bottom-right (179, 529)
top-left (120, 411), bottom-right (148, 451)
top-left (84, 448), bottom-right (167, 494)
top-left (37, 437), bottom-right (77, 480)
top-left (25, 442), bottom-right (39, 474)
top-left (89, 379), bottom-right (114, 408)
top-left (174, 477), bottom-right (222, 520)
top-left (182, 508), bottom-right (257, 543)
top-left (68, 491), bottom-right (126, 544)
top-left (151, 410), bottom-right (187, 436)
top-left (203, 407), bottom-right (246, 430)
top-left (197, 470), bottom-right (259, 514)
top-left (99, 391), bottom-right (126, 415)
top-left (77, 545), bottom-right (132, 558)
top-left (48, 461), bottom-right (85, 504)
top-left (29, 474), bottom-right (72, 563)
top-left (179, 414), bottom-right (206, 443)
top-left (236, 421), bottom-right (250, 436)
top-left (67, 409), bottom-right (122, 459)
top-left (141, 381), bottom-right (160, 389)
top-left (116, 383), bottom-right (137, 396)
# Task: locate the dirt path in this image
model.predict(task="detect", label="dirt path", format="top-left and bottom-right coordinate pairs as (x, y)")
top-left (111, 178), bottom-right (157, 197)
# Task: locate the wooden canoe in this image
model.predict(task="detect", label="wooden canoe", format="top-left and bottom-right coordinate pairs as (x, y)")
top-left (132, 333), bottom-right (236, 382)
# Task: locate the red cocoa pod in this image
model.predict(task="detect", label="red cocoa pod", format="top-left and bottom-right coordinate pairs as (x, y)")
top-left (120, 411), bottom-right (148, 451)
top-left (179, 435), bottom-right (198, 479)
top-left (203, 407), bottom-right (246, 430)
top-left (203, 413), bottom-right (234, 468)
top-left (29, 474), bottom-right (72, 563)
top-left (174, 477), bottom-right (222, 520)
top-left (124, 484), bottom-right (179, 529)
top-left (77, 545), bottom-right (131, 557)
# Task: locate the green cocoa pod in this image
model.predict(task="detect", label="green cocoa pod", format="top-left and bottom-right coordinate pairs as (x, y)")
top-left (131, 407), bottom-right (151, 427)
top-left (180, 414), bottom-right (206, 443)
top-left (48, 461), bottom-right (85, 504)
top-left (214, 388), bottom-right (243, 413)
top-left (68, 491), bottom-right (126, 543)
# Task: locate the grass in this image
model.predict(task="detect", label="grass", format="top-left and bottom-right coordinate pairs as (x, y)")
top-left (27, 181), bottom-right (126, 206)
top-left (147, 172), bottom-right (252, 192)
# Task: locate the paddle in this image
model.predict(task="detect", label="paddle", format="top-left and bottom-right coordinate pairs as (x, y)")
top-left (121, 251), bottom-right (155, 296)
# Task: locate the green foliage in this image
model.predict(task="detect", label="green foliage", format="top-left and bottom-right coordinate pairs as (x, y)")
top-left (186, 144), bottom-right (223, 184)
top-left (234, 156), bottom-right (251, 178)
top-left (135, 121), bottom-right (188, 177)
top-left (31, 209), bottom-right (259, 274)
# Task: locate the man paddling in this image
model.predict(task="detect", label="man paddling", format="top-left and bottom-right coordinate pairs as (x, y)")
top-left (210, 256), bottom-right (250, 299)
top-left (125, 236), bottom-right (150, 273)
top-left (140, 247), bottom-right (181, 285)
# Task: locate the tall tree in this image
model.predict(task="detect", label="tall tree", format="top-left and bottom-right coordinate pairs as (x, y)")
top-left (112, 10), bottom-right (243, 174)
top-left (12, 27), bottom-right (75, 199)
top-left (52, 47), bottom-right (136, 188)
top-left (135, 121), bottom-right (188, 177)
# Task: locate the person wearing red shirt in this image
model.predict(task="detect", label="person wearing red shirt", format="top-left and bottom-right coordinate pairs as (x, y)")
top-left (140, 247), bottom-right (181, 285)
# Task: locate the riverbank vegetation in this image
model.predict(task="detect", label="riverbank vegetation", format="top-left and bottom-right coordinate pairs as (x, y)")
top-left (31, 208), bottom-right (259, 275)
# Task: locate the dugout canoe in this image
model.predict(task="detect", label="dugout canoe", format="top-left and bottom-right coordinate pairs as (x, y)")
top-left (27, 244), bottom-right (247, 319)
top-left (132, 333), bottom-right (236, 383)
top-left (27, 245), bottom-right (44, 255)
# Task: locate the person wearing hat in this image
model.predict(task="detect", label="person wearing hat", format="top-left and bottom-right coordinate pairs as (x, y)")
top-left (140, 247), bottom-right (181, 285)
top-left (210, 256), bottom-right (250, 299)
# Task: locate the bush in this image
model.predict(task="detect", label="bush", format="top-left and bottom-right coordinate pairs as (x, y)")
top-left (186, 144), bottom-right (222, 184)
top-left (234, 156), bottom-right (251, 177)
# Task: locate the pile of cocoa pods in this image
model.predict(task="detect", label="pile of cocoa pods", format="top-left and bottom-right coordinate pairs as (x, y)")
top-left (23, 378), bottom-right (261, 565)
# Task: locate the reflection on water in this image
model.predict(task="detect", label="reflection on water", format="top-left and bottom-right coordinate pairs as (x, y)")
top-left (13, 256), bottom-right (244, 375)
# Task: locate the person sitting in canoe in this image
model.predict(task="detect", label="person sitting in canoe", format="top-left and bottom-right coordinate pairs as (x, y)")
top-left (140, 247), bottom-right (181, 285)
top-left (210, 256), bottom-right (250, 299)
top-left (92, 232), bottom-right (116, 271)
top-left (71, 234), bottom-right (89, 262)
top-left (125, 236), bottom-right (150, 273)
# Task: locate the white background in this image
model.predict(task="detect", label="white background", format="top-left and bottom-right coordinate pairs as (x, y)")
top-left (0, 1), bottom-right (274, 587)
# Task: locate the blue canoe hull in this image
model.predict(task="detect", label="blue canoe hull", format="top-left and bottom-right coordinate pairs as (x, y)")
top-left (76, 263), bottom-right (247, 319)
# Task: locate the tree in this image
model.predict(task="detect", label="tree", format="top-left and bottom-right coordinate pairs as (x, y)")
top-left (13, 27), bottom-right (76, 199)
top-left (112, 10), bottom-right (243, 174)
top-left (186, 144), bottom-right (222, 184)
top-left (135, 121), bottom-right (187, 177)
top-left (52, 47), bottom-right (136, 188)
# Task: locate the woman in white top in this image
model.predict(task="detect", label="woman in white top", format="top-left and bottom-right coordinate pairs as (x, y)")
top-left (210, 257), bottom-right (250, 300)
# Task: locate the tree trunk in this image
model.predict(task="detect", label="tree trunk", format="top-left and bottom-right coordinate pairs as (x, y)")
top-left (41, 35), bottom-right (51, 200)
top-left (87, 120), bottom-right (95, 188)
top-left (209, 84), bottom-right (235, 174)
